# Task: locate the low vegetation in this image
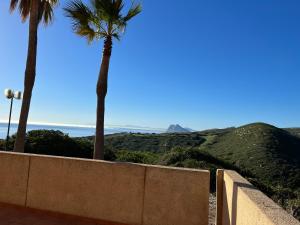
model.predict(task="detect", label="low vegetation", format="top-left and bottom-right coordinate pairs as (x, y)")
top-left (104, 132), bottom-right (205, 152)
top-left (0, 122), bottom-right (299, 219)
top-left (0, 130), bottom-right (114, 160)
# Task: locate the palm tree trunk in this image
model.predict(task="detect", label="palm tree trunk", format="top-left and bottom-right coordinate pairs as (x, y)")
top-left (94, 36), bottom-right (112, 160)
top-left (13, 0), bottom-right (39, 153)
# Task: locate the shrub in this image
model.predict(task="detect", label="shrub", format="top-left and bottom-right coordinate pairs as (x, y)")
top-left (116, 150), bottom-right (158, 164)
top-left (1, 130), bottom-right (116, 160)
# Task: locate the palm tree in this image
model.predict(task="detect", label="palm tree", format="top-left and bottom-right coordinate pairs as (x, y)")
top-left (64, 0), bottom-right (141, 159)
top-left (10, 0), bottom-right (58, 152)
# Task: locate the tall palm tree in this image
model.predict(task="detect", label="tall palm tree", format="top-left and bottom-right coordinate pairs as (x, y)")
top-left (10, 0), bottom-right (58, 152)
top-left (64, 0), bottom-right (141, 159)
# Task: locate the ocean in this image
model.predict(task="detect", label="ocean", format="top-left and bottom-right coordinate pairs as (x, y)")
top-left (0, 123), bottom-right (162, 139)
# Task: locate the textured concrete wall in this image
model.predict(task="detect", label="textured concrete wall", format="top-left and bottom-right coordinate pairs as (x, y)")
top-left (217, 169), bottom-right (300, 225)
top-left (0, 152), bottom-right (210, 225)
top-left (26, 154), bottom-right (146, 225)
top-left (143, 165), bottom-right (210, 225)
top-left (0, 152), bottom-right (30, 205)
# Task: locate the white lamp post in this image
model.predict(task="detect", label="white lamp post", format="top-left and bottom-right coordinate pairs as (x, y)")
top-left (4, 89), bottom-right (22, 151)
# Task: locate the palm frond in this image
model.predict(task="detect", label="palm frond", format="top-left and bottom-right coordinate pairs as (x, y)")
top-left (78, 26), bottom-right (97, 43)
top-left (64, 0), bottom-right (99, 42)
top-left (19, 0), bottom-right (30, 21)
top-left (91, 0), bottom-right (111, 22)
top-left (65, 0), bottom-right (142, 42)
top-left (9, 0), bottom-right (19, 12)
top-left (43, 2), bottom-right (54, 24)
top-left (111, 32), bottom-right (120, 41)
top-left (112, 0), bottom-right (124, 21)
top-left (10, 0), bottom-right (57, 23)
top-left (114, 0), bottom-right (124, 13)
top-left (123, 2), bottom-right (141, 22)
top-left (39, 0), bottom-right (58, 25)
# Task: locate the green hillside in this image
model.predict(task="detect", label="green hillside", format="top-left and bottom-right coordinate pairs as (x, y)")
top-left (285, 128), bottom-right (300, 138)
top-left (202, 123), bottom-right (300, 190)
top-left (103, 132), bottom-right (205, 152)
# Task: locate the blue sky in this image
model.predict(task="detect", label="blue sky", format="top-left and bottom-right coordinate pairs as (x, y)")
top-left (0, 0), bottom-right (300, 130)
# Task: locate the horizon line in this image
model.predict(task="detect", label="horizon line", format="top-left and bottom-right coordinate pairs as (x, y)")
top-left (0, 120), bottom-right (166, 131)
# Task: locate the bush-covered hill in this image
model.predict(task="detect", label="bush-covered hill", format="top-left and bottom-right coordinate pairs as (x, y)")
top-left (199, 123), bottom-right (300, 219)
top-left (202, 123), bottom-right (300, 190)
top-left (103, 132), bottom-right (205, 152)
top-left (285, 128), bottom-right (300, 138)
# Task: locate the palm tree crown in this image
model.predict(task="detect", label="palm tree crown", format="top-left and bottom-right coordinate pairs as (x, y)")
top-left (10, 0), bottom-right (58, 24)
top-left (64, 0), bottom-right (141, 43)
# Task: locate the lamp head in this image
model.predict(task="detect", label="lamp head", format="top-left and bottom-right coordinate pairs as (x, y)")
top-left (14, 91), bottom-right (22, 100)
top-left (4, 89), bottom-right (13, 99)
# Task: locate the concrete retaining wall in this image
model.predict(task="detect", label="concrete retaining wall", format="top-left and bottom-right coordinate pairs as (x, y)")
top-left (143, 165), bottom-right (210, 225)
top-left (216, 169), bottom-right (300, 225)
top-left (0, 153), bottom-right (30, 205)
top-left (0, 152), bottom-right (210, 225)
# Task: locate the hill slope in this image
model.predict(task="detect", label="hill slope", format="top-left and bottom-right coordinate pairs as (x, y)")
top-left (104, 132), bottom-right (205, 152)
top-left (285, 128), bottom-right (300, 138)
top-left (202, 123), bottom-right (300, 190)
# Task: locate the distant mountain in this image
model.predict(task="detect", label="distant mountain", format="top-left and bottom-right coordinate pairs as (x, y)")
top-left (166, 124), bottom-right (191, 133)
top-left (184, 127), bottom-right (196, 132)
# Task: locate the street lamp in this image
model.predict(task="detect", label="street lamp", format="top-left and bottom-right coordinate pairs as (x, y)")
top-left (4, 89), bottom-right (22, 151)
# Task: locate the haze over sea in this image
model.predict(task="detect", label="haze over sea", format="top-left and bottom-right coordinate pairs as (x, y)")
top-left (0, 122), bottom-right (163, 139)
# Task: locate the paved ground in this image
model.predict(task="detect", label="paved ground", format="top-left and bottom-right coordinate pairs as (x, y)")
top-left (0, 197), bottom-right (216, 225)
top-left (209, 194), bottom-right (216, 225)
top-left (0, 203), bottom-right (126, 225)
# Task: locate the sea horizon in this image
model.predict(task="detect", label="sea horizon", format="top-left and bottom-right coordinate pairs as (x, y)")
top-left (0, 122), bottom-right (164, 139)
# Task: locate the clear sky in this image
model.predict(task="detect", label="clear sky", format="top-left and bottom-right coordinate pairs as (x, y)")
top-left (0, 0), bottom-right (300, 130)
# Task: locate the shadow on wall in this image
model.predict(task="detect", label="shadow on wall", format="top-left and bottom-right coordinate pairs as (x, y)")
top-left (223, 181), bottom-right (258, 225)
